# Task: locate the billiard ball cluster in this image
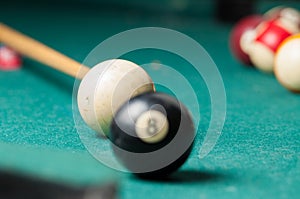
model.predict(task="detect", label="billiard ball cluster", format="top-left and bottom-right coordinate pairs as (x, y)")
top-left (77, 59), bottom-right (195, 178)
top-left (230, 6), bottom-right (300, 93)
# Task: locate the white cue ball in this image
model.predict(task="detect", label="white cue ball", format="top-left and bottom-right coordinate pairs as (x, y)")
top-left (274, 34), bottom-right (300, 93)
top-left (135, 110), bottom-right (169, 144)
top-left (77, 59), bottom-right (155, 136)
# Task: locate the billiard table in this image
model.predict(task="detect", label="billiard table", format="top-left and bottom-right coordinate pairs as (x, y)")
top-left (0, 1), bottom-right (299, 199)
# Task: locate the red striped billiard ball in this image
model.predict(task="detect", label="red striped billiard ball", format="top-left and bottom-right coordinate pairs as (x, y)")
top-left (264, 6), bottom-right (300, 33)
top-left (247, 19), bottom-right (296, 72)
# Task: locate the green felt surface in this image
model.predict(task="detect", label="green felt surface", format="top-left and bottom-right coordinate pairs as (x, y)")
top-left (1, 1), bottom-right (300, 199)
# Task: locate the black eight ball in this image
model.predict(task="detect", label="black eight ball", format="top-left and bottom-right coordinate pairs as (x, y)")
top-left (109, 92), bottom-right (195, 178)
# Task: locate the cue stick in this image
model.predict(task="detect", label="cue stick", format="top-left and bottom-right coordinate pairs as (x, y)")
top-left (0, 23), bottom-right (89, 79)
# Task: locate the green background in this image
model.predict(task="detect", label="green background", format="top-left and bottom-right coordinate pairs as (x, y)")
top-left (0, 0), bottom-right (299, 198)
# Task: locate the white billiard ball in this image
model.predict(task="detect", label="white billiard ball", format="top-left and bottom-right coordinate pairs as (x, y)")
top-left (274, 34), bottom-right (300, 93)
top-left (77, 59), bottom-right (155, 136)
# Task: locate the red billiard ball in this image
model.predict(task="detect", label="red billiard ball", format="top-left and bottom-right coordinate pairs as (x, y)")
top-left (229, 15), bottom-right (264, 66)
top-left (0, 45), bottom-right (22, 70)
top-left (247, 19), bottom-right (295, 73)
top-left (274, 34), bottom-right (300, 93)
